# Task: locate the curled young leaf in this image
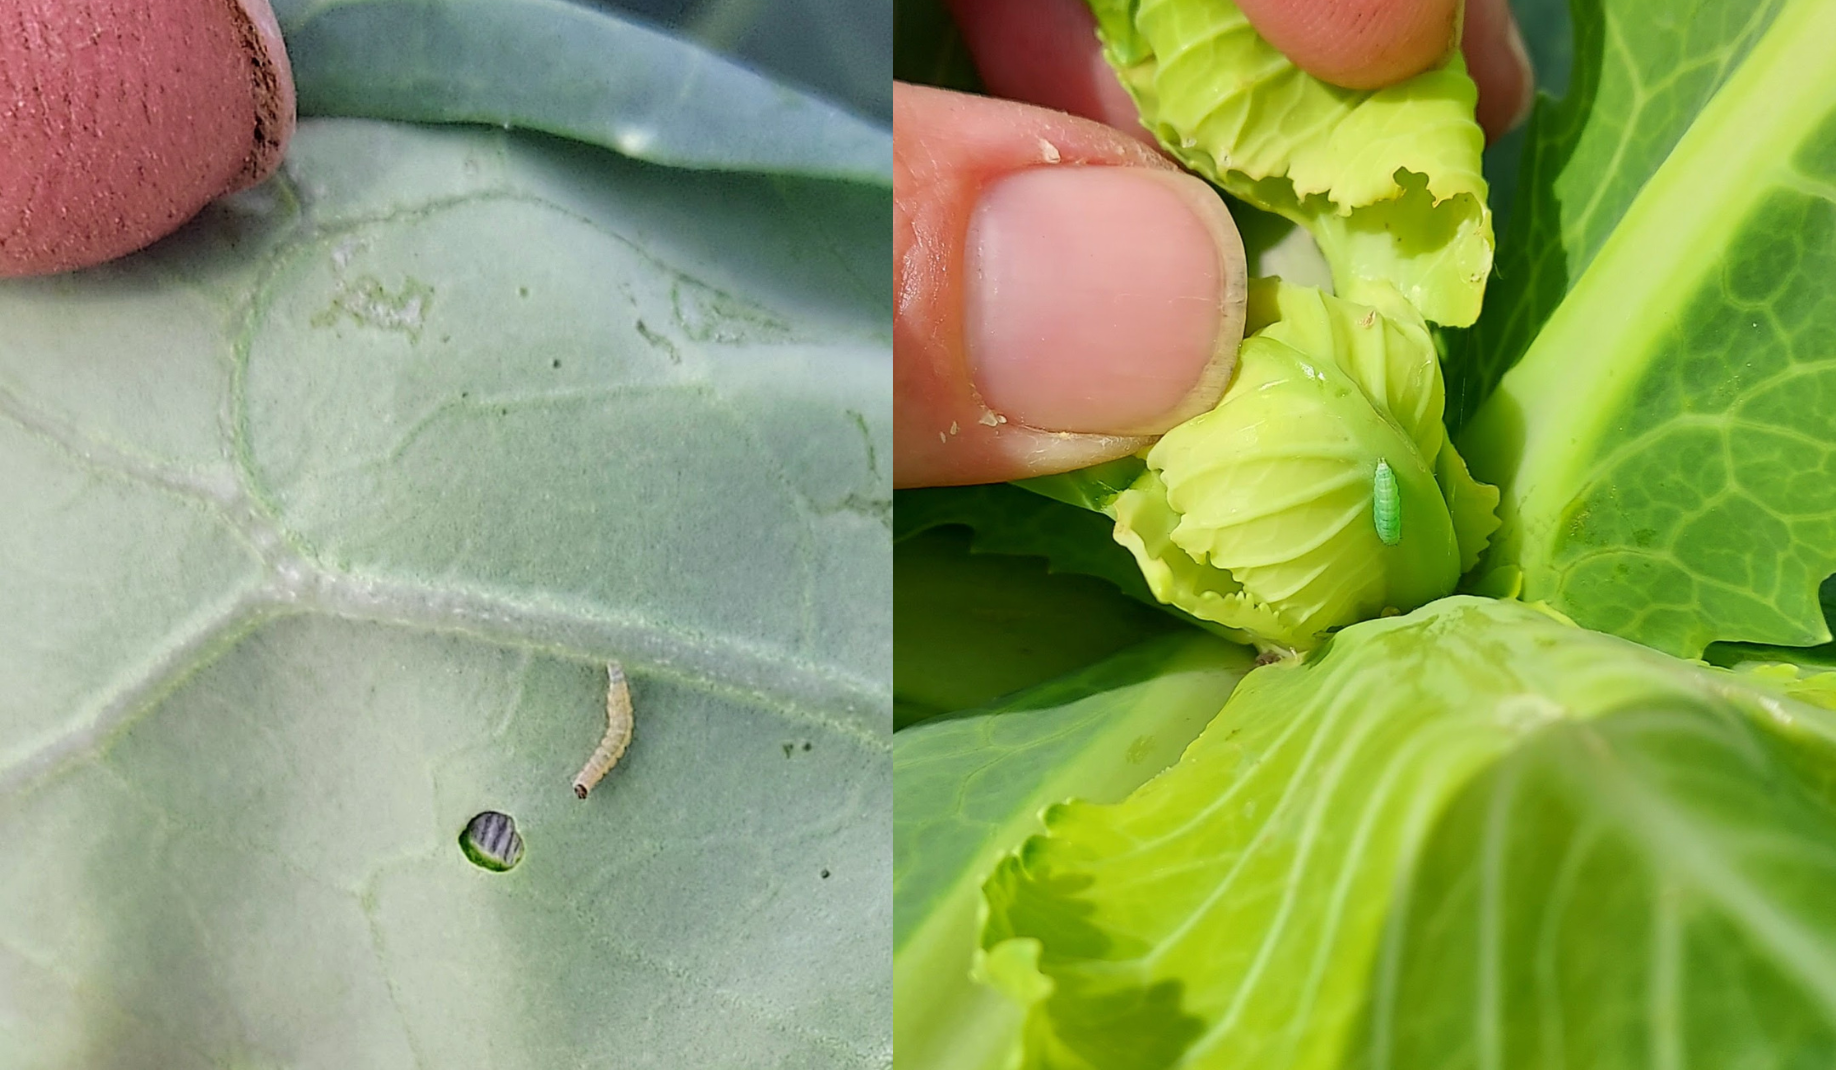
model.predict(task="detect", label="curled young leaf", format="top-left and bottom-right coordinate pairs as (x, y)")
top-left (1106, 280), bottom-right (1494, 650)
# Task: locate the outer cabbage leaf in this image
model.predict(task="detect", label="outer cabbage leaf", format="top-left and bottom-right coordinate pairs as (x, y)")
top-left (895, 633), bottom-right (1253, 1070)
top-left (893, 527), bottom-right (1184, 729)
top-left (1106, 281), bottom-right (1495, 650)
top-left (978, 597), bottom-right (1836, 1069)
top-left (896, 482), bottom-right (1158, 608)
top-left (0, 119), bottom-right (889, 1066)
top-left (1461, 0), bottom-right (1836, 658)
top-left (893, 0), bottom-right (983, 95)
top-left (1448, 0), bottom-right (1786, 421)
top-left (271, 0), bottom-right (893, 183)
top-left (1086, 0), bottom-right (1492, 325)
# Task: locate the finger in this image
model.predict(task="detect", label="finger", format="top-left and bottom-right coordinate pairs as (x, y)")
top-left (944, 0), bottom-right (1146, 135)
top-left (1, 0), bottom-right (294, 278)
top-left (951, 0), bottom-right (1534, 146)
top-left (895, 83), bottom-right (1248, 488)
top-left (1235, 0), bottom-right (1460, 90)
top-left (1462, 0), bottom-right (1536, 141)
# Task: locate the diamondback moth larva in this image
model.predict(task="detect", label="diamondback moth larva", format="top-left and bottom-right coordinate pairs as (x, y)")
top-left (573, 662), bottom-right (634, 798)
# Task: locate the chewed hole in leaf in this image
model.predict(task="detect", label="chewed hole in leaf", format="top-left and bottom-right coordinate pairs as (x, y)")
top-left (460, 810), bottom-right (525, 873)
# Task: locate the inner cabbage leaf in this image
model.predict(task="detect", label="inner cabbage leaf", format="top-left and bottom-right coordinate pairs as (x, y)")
top-left (1086, 0), bottom-right (1493, 325)
top-left (1099, 280), bottom-right (1497, 651)
top-left (1020, 0), bottom-right (1502, 652)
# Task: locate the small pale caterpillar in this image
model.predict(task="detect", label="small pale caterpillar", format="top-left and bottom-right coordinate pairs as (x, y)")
top-left (1372, 459), bottom-right (1401, 546)
top-left (573, 662), bottom-right (634, 798)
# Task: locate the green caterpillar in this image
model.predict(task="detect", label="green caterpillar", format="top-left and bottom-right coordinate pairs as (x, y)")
top-left (1372, 459), bottom-right (1401, 546)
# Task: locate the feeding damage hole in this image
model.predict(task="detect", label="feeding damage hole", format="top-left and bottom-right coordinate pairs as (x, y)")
top-left (460, 811), bottom-right (524, 872)
top-left (574, 663), bottom-right (635, 799)
top-left (781, 740), bottom-right (813, 758)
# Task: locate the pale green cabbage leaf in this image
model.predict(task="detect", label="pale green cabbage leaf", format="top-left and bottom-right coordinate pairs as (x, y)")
top-left (0, 107), bottom-right (889, 1070)
top-left (1101, 281), bottom-right (1497, 650)
top-left (894, 633), bottom-right (1254, 1070)
top-left (979, 597), bottom-right (1836, 1068)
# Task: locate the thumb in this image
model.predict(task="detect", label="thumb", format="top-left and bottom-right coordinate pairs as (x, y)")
top-left (894, 83), bottom-right (1247, 488)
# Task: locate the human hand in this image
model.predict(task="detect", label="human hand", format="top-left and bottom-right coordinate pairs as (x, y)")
top-left (0, 0), bottom-right (296, 278)
top-left (895, 0), bottom-right (1532, 487)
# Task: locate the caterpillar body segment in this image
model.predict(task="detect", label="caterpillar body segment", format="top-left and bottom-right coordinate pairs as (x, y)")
top-left (1372, 459), bottom-right (1402, 546)
top-left (573, 662), bottom-right (634, 798)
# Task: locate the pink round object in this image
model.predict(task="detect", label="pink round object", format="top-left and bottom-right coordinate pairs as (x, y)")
top-left (0, 0), bottom-right (296, 277)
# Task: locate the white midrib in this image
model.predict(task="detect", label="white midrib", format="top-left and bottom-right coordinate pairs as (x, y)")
top-left (1464, 0), bottom-right (1836, 579)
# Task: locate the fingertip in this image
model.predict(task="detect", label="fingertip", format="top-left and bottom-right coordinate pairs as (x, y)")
top-left (1236, 0), bottom-right (1460, 90)
top-left (893, 87), bottom-right (1246, 487)
top-left (1464, 0), bottom-right (1536, 142)
top-left (228, 0), bottom-right (297, 192)
top-left (945, 0), bottom-right (1149, 135)
top-left (965, 167), bottom-right (1245, 437)
top-left (0, 0), bottom-right (296, 278)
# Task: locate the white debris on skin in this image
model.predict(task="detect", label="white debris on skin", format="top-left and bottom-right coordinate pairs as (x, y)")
top-left (1038, 138), bottom-right (1061, 164)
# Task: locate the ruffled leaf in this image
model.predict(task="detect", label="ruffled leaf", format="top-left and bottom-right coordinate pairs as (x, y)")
top-left (1108, 281), bottom-right (1496, 649)
top-left (1112, 470), bottom-right (1274, 648)
top-left (978, 597), bottom-right (1836, 1068)
top-left (1087, 0), bottom-right (1492, 325)
top-left (1435, 439), bottom-right (1502, 574)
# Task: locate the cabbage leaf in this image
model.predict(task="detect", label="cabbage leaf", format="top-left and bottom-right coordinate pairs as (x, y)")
top-left (893, 526), bottom-right (1183, 728)
top-left (979, 597), bottom-right (1836, 1068)
top-left (271, 0), bottom-right (893, 183)
top-left (0, 26), bottom-right (890, 1065)
top-left (895, 633), bottom-right (1253, 1070)
top-left (1087, 0), bottom-right (1492, 325)
top-left (1460, 0), bottom-right (1836, 658)
top-left (1103, 281), bottom-right (1496, 650)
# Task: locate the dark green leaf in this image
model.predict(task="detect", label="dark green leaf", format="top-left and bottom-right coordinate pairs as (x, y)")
top-left (1460, 0), bottom-right (1836, 657)
top-left (273, 0), bottom-right (892, 182)
top-left (894, 527), bottom-right (1186, 729)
